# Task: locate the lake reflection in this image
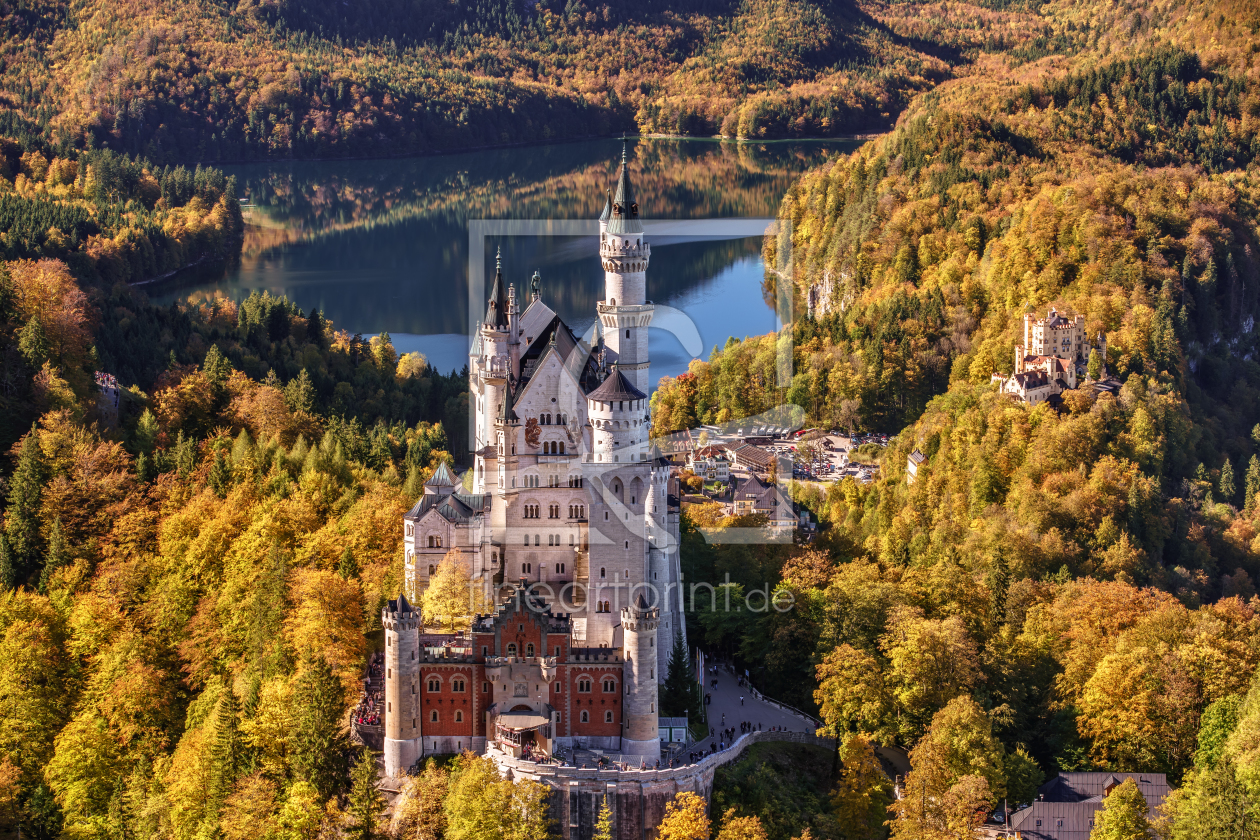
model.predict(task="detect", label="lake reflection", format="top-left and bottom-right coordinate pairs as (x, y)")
top-left (151, 137), bottom-right (858, 380)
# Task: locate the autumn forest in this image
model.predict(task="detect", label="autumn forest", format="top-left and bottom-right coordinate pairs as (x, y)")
top-left (4, 0), bottom-right (1260, 838)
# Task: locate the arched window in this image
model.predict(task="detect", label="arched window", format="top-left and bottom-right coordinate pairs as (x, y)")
top-left (507, 643), bottom-right (517, 655)
top-left (535, 535), bottom-right (540, 546)
top-left (428, 565), bottom-right (435, 575)
top-left (430, 710), bottom-right (439, 722)
top-left (578, 678), bottom-right (592, 693)
top-left (603, 600), bottom-right (611, 613)
top-left (603, 678), bottom-right (616, 693)
top-left (452, 679), bottom-right (465, 692)
top-left (524, 534), bottom-right (530, 546)
top-left (605, 710), bottom-right (614, 723)
top-left (600, 567), bottom-right (606, 578)
top-left (455, 710), bottom-right (464, 722)
top-left (581, 710), bottom-right (590, 723)
top-left (526, 643), bottom-right (535, 657)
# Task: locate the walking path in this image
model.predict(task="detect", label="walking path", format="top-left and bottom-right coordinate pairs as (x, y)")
top-left (682, 662), bottom-right (821, 762)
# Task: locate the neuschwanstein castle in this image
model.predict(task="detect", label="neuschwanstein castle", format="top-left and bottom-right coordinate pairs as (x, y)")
top-left (381, 144), bottom-right (686, 777)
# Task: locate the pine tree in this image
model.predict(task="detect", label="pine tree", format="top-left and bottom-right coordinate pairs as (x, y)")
top-left (18, 315), bottom-right (50, 367)
top-left (136, 451), bottom-right (154, 483)
top-left (5, 428), bottom-right (45, 579)
top-left (1087, 348), bottom-right (1102, 380)
top-left (339, 546), bottom-right (359, 580)
top-left (207, 688), bottom-right (242, 813)
top-left (174, 430), bottom-right (197, 478)
top-left (346, 749), bottom-right (384, 840)
top-left (203, 344), bottom-right (232, 386)
top-left (987, 549), bottom-right (1009, 626)
top-left (662, 629), bottom-right (696, 718)
top-left (0, 533), bottom-right (14, 590)
top-left (307, 310), bottom-right (326, 347)
top-left (1220, 457), bottom-right (1236, 505)
top-left (38, 518), bottom-right (68, 593)
top-left (284, 368), bottom-right (316, 415)
top-left (292, 655), bottom-right (349, 800)
top-left (403, 465), bottom-right (424, 498)
top-left (1246, 455), bottom-right (1260, 512)
top-left (209, 449), bottom-right (232, 498)
top-left (133, 408), bottom-right (159, 454)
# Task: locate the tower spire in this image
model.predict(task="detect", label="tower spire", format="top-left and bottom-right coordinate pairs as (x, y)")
top-left (485, 246), bottom-right (509, 329)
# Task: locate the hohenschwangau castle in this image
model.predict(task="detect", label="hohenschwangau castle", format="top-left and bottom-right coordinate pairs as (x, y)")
top-left (381, 145), bottom-right (685, 777)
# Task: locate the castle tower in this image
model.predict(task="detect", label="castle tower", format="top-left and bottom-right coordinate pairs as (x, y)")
top-left (620, 592), bottom-right (661, 759)
top-left (382, 594), bottom-right (422, 778)
top-left (599, 142), bottom-right (654, 396)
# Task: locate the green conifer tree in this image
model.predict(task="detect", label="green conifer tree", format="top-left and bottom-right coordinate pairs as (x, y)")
top-left (5, 428), bottom-right (45, 578)
top-left (346, 748), bottom-right (385, 840)
top-left (0, 533), bottom-right (14, 590)
top-left (403, 466), bottom-right (424, 499)
top-left (284, 368), bottom-right (316, 415)
top-left (292, 655), bottom-right (349, 800)
top-left (339, 546), bottom-right (359, 580)
top-left (174, 430), bottom-right (197, 478)
top-left (987, 549), bottom-right (1010, 626)
top-left (207, 688), bottom-right (242, 813)
top-left (38, 518), bottom-right (68, 593)
top-left (662, 630), bottom-right (696, 718)
top-left (203, 344), bottom-right (232, 386)
top-left (1087, 348), bottom-right (1102, 381)
top-left (1246, 455), bottom-right (1260, 511)
top-left (209, 449), bottom-right (232, 498)
top-left (133, 408), bottom-right (159, 455)
top-left (1220, 457), bottom-right (1236, 505)
top-left (18, 315), bottom-right (50, 367)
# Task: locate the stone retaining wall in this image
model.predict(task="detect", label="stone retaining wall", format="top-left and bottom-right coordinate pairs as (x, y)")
top-left (496, 729), bottom-right (834, 840)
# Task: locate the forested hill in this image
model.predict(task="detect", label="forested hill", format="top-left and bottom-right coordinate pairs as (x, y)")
top-left (0, 0), bottom-right (1053, 162)
top-left (648, 1), bottom-right (1260, 833)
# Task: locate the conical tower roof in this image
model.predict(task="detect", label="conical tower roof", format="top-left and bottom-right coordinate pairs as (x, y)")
top-left (499, 380), bottom-right (519, 423)
top-left (485, 247), bottom-right (510, 329)
top-left (607, 140), bottom-right (643, 235)
top-left (599, 187), bottom-right (611, 222)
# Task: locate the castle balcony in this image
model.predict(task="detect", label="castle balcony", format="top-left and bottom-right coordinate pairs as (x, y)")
top-left (537, 454), bottom-right (576, 465)
top-left (484, 655), bottom-right (559, 682)
top-left (599, 240), bottom-right (651, 260)
top-left (567, 649), bottom-right (622, 664)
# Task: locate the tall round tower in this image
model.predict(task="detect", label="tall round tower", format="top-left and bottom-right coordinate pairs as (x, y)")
top-left (620, 592), bottom-right (661, 759)
top-left (382, 593), bottom-right (422, 778)
top-left (599, 142), bottom-right (654, 396)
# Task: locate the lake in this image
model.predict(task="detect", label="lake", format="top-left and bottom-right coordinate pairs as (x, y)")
top-left (150, 137), bottom-right (860, 383)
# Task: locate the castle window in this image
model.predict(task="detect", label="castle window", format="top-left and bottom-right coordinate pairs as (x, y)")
top-left (605, 711), bottom-right (614, 723)
top-left (524, 535), bottom-right (530, 545)
top-left (483, 682), bottom-right (489, 692)
top-left (428, 565), bottom-right (435, 576)
top-left (507, 643), bottom-right (517, 655)
top-left (578, 678), bottom-right (592, 693)
top-left (600, 567), bottom-right (605, 578)
top-left (430, 710), bottom-right (439, 722)
top-left (526, 644), bottom-right (535, 657)
top-left (455, 710), bottom-right (464, 722)
top-left (452, 679), bottom-right (465, 692)
top-left (603, 600), bottom-right (611, 612)
top-left (535, 535), bottom-right (540, 546)
top-left (603, 678), bottom-right (616, 693)
top-left (581, 710), bottom-right (590, 723)
top-left (554, 682), bottom-right (562, 693)
top-left (428, 678), bottom-right (440, 692)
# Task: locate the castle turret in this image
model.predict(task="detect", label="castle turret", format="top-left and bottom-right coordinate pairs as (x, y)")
top-left (620, 592), bottom-right (660, 759)
top-left (599, 141), bottom-right (654, 396)
top-left (382, 594), bottom-right (422, 778)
